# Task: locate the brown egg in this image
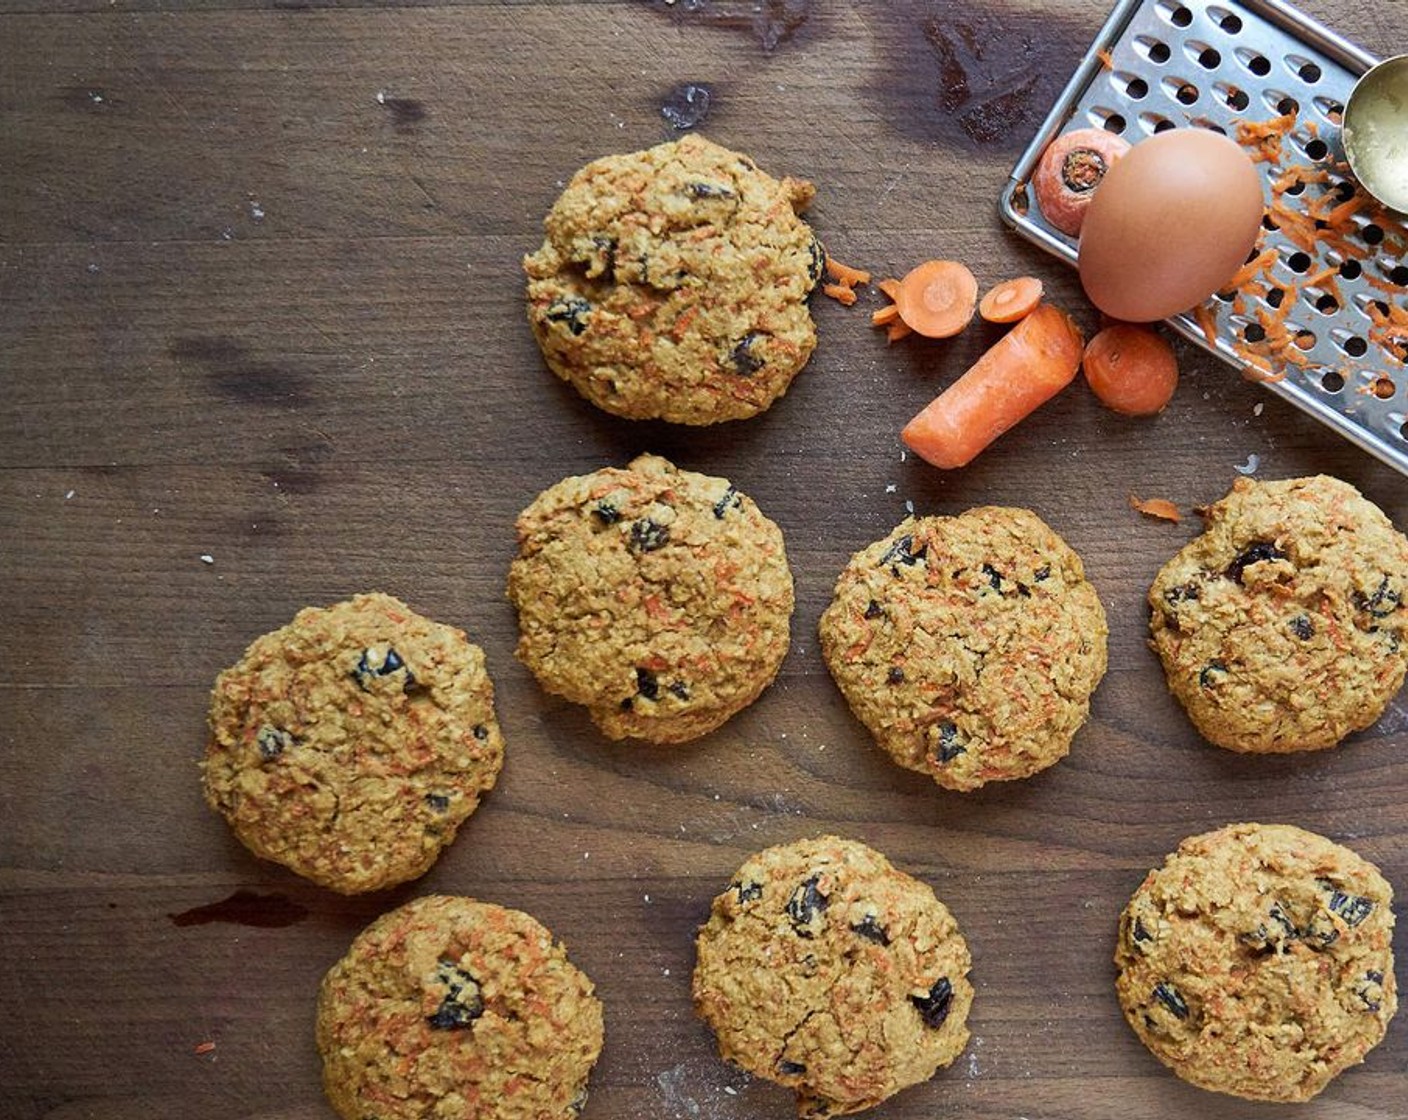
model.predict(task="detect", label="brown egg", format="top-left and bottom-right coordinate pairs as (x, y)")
top-left (1078, 128), bottom-right (1264, 322)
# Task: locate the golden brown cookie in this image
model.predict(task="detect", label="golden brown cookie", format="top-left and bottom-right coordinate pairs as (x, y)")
top-left (693, 836), bottom-right (973, 1118)
top-left (201, 593), bottom-right (504, 893)
top-left (1149, 475), bottom-right (1408, 752)
top-left (317, 895), bottom-right (604, 1120)
top-left (523, 134), bottom-right (822, 424)
top-left (819, 509), bottom-right (1107, 791)
top-left (1115, 822), bottom-right (1397, 1102)
top-left (507, 454), bottom-right (793, 743)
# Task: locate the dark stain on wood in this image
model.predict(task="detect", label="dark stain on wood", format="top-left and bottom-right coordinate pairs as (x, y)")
top-left (170, 336), bottom-right (311, 407)
top-left (168, 889), bottom-right (309, 929)
top-left (869, 0), bottom-right (1087, 149)
top-left (379, 96), bottom-right (428, 133)
top-left (648, 0), bottom-right (815, 52)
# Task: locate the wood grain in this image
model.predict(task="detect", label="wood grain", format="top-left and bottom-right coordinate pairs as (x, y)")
top-left (2, 1), bottom-right (1406, 1118)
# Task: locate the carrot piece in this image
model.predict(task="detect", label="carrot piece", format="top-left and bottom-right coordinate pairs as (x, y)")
top-left (894, 260), bottom-right (978, 338)
top-left (901, 303), bottom-right (1084, 468)
top-left (877, 278), bottom-right (902, 301)
top-left (1083, 324), bottom-right (1179, 416)
top-left (822, 283), bottom-right (857, 306)
top-left (887, 319), bottom-right (913, 343)
top-left (978, 277), bottom-right (1044, 323)
top-left (1129, 495), bottom-right (1182, 523)
top-left (825, 256), bottom-right (871, 287)
top-left (872, 305), bottom-right (901, 326)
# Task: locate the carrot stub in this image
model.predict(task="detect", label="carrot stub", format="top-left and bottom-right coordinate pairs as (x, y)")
top-left (894, 260), bottom-right (978, 338)
top-left (978, 277), bottom-right (1044, 323)
top-left (1083, 324), bottom-right (1179, 416)
top-left (825, 256), bottom-right (872, 287)
top-left (1129, 495), bottom-right (1182, 523)
top-left (822, 282), bottom-right (857, 306)
top-left (901, 303), bottom-right (1085, 469)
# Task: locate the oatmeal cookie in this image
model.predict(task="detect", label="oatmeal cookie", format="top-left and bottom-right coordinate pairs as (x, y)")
top-left (819, 508), bottom-right (1107, 791)
top-left (317, 895), bottom-right (603, 1120)
top-left (202, 593), bottom-right (504, 893)
top-left (507, 454), bottom-right (793, 743)
top-left (693, 836), bottom-right (973, 1118)
top-left (1149, 475), bottom-right (1408, 752)
top-left (1115, 822), bottom-right (1397, 1101)
top-left (523, 134), bottom-right (822, 424)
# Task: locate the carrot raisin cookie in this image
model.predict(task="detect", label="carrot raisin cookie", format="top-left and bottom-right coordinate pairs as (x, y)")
top-left (693, 836), bottom-right (973, 1118)
top-left (523, 134), bottom-right (823, 424)
top-left (507, 454), bottom-right (793, 743)
top-left (1115, 823), bottom-right (1397, 1102)
top-left (317, 895), bottom-right (604, 1120)
top-left (819, 509), bottom-right (1107, 791)
top-left (202, 593), bottom-right (504, 893)
top-left (1149, 475), bottom-right (1408, 752)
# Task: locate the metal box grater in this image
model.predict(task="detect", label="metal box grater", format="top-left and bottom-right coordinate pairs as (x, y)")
top-left (999, 0), bottom-right (1408, 477)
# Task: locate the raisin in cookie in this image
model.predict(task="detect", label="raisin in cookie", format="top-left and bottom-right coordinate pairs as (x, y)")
top-left (317, 895), bottom-right (604, 1120)
top-left (1115, 822), bottom-right (1397, 1102)
top-left (819, 509), bottom-right (1107, 791)
top-left (523, 134), bottom-right (822, 425)
top-left (202, 593), bottom-right (504, 893)
top-left (507, 454), bottom-right (793, 743)
top-left (693, 836), bottom-right (973, 1118)
top-left (1149, 475), bottom-right (1408, 753)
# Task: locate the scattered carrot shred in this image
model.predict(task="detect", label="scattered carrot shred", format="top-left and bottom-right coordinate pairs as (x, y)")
top-left (825, 256), bottom-right (871, 287)
top-left (1096, 47), bottom-right (1114, 70)
top-left (877, 278), bottom-right (902, 301)
top-left (872, 305), bottom-right (901, 326)
top-left (887, 319), bottom-right (913, 343)
top-left (1129, 495), bottom-right (1182, 524)
top-left (1193, 305), bottom-right (1219, 348)
top-left (194, 1041), bottom-right (217, 1055)
top-left (822, 282), bottom-right (857, 306)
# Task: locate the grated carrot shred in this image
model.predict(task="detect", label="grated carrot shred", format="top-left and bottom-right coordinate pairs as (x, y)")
top-left (822, 283), bottom-right (857, 306)
top-left (1129, 495), bottom-right (1182, 524)
top-left (825, 255), bottom-right (871, 288)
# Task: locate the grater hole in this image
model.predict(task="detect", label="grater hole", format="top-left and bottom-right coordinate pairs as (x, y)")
top-left (1303, 138), bottom-right (1328, 161)
top-left (1315, 293), bottom-right (1339, 314)
top-left (1266, 287), bottom-right (1286, 309)
top-left (1125, 75), bottom-right (1150, 100)
top-left (1297, 62), bottom-right (1322, 84)
top-left (1313, 96), bottom-right (1345, 124)
top-left (1172, 79), bottom-right (1200, 104)
top-left (1240, 49), bottom-right (1272, 77)
top-left (1333, 180), bottom-right (1356, 202)
top-left (1362, 224), bottom-right (1385, 246)
top-left (1192, 119), bottom-right (1227, 135)
top-left (1010, 182), bottom-right (1030, 216)
top-left (1390, 265), bottom-right (1408, 286)
top-left (1103, 113), bottom-right (1128, 135)
top-left (1401, 420), bottom-right (1408, 442)
top-left (1210, 8), bottom-right (1243, 33)
top-left (1321, 371), bottom-right (1345, 393)
top-left (1389, 337), bottom-right (1408, 364)
top-left (1372, 377), bottom-right (1396, 400)
top-left (1339, 259), bottom-right (1362, 280)
top-left (1284, 179), bottom-right (1306, 197)
top-left (1138, 37), bottom-right (1173, 64)
top-left (1157, 2), bottom-right (1194, 28)
top-left (1154, 118), bottom-right (1176, 133)
top-left (1198, 47), bottom-right (1222, 70)
top-left (1277, 95), bottom-right (1299, 116)
top-left (1244, 322), bottom-right (1266, 343)
top-left (1287, 252), bottom-right (1312, 273)
top-left (1343, 336), bottom-right (1369, 357)
top-left (1140, 111), bottom-right (1176, 134)
top-left (1293, 329), bottom-right (1316, 351)
top-left (1225, 86), bottom-right (1250, 111)
top-left (1261, 213), bottom-right (1279, 231)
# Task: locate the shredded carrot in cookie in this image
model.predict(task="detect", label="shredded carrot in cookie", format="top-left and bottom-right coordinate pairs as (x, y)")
top-left (1129, 496), bottom-right (1181, 524)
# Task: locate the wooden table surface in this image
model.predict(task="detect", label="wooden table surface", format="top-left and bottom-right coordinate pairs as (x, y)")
top-left (3, 1), bottom-right (1407, 1117)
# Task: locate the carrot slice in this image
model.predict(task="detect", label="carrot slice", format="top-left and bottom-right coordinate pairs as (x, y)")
top-left (877, 278), bottom-right (902, 301)
top-left (1083, 325), bottom-right (1179, 416)
top-left (825, 256), bottom-right (871, 287)
top-left (1129, 495), bottom-right (1182, 523)
top-left (901, 303), bottom-right (1084, 468)
top-left (978, 277), bottom-right (1044, 323)
top-left (894, 260), bottom-right (978, 339)
top-left (822, 283), bottom-right (857, 306)
top-left (872, 305), bottom-right (901, 326)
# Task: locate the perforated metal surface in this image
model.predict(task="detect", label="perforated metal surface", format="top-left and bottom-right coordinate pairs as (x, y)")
top-left (1000, 0), bottom-right (1408, 477)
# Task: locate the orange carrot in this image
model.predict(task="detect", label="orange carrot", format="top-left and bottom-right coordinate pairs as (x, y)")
top-left (872, 305), bottom-right (901, 326)
top-left (877, 278), bottom-right (902, 301)
top-left (1083, 324), bottom-right (1179, 416)
top-left (894, 260), bottom-right (978, 338)
top-left (978, 277), bottom-right (1044, 323)
top-left (901, 303), bottom-right (1084, 468)
top-left (1129, 495), bottom-right (1182, 523)
top-left (822, 283), bottom-right (857, 306)
top-left (825, 256), bottom-right (871, 287)
top-left (887, 319), bottom-right (913, 343)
